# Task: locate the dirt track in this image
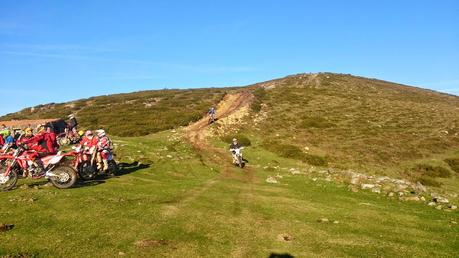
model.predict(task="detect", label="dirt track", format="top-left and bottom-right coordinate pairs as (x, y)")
top-left (185, 91), bottom-right (254, 150)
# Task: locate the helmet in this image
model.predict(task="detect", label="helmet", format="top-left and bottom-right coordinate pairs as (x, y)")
top-left (85, 130), bottom-right (93, 137)
top-left (232, 138), bottom-right (237, 142)
top-left (24, 128), bottom-right (33, 135)
top-left (36, 124), bottom-right (45, 133)
top-left (68, 114), bottom-right (75, 118)
top-left (95, 129), bottom-right (106, 137)
top-left (78, 130), bottom-right (84, 136)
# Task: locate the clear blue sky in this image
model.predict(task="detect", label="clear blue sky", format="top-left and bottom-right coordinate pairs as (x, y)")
top-left (1, 0), bottom-right (458, 116)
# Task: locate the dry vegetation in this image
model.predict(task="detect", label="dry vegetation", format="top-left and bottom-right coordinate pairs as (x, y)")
top-left (248, 73), bottom-right (459, 175)
top-left (1, 88), bottom-right (230, 136)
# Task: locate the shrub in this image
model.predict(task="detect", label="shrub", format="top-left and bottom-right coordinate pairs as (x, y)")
top-left (262, 141), bottom-right (327, 166)
top-left (301, 116), bottom-right (334, 128)
top-left (444, 158), bottom-right (459, 173)
top-left (413, 164), bottom-right (452, 178)
top-left (251, 88), bottom-right (267, 113)
top-left (418, 176), bottom-right (442, 187)
top-left (221, 134), bottom-right (251, 146)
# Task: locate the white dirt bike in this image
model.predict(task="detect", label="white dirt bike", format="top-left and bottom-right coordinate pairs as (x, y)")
top-left (230, 147), bottom-right (245, 168)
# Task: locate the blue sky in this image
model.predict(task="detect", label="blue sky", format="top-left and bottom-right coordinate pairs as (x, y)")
top-left (0, 0), bottom-right (458, 116)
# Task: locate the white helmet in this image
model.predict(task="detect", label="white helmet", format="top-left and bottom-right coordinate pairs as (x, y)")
top-left (85, 130), bottom-right (93, 137)
top-left (68, 114), bottom-right (75, 118)
top-left (96, 129), bottom-right (106, 137)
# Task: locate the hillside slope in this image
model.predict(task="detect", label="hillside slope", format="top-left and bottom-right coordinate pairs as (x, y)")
top-left (1, 88), bottom-right (230, 136)
top-left (239, 73), bottom-right (459, 177)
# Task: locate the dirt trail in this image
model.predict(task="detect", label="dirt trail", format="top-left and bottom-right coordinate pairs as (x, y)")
top-left (185, 91), bottom-right (254, 150)
top-left (162, 91), bottom-right (255, 217)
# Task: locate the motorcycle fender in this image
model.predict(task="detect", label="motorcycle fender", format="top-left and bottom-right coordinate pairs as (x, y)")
top-left (42, 155), bottom-right (64, 167)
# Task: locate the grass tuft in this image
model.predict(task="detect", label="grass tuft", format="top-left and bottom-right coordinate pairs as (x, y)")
top-left (444, 158), bottom-right (459, 173)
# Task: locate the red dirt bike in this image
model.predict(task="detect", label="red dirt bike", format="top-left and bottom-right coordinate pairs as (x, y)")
top-left (70, 145), bottom-right (118, 180)
top-left (0, 145), bottom-right (78, 191)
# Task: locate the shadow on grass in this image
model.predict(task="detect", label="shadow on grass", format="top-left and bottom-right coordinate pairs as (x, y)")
top-left (269, 253), bottom-right (294, 258)
top-left (73, 162), bottom-right (150, 188)
top-left (118, 161), bottom-right (151, 175)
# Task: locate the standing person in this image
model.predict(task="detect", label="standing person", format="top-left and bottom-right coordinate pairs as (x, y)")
top-left (0, 132), bottom-right (4, 149)
top-left (3, 130), bottom-right (16, 150)
top-left (67, 114), bottom-right (78, 134)
top-left (95, 129), bottom-right (113, 172)
top-left (44, 125), bottom-right (59, 153)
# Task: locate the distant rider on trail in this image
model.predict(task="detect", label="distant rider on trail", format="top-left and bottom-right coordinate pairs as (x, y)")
top-left (208, 106), bottom-right (217, 124)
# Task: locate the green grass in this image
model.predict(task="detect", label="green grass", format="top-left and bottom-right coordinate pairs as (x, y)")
top-left (2, 131), bottom-right (457, 257)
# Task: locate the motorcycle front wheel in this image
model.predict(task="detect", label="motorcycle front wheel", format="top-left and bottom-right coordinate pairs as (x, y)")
top-left (49, 165), bottom-right (77, 189)
top-left (0, 167), bottom-right (18, 191)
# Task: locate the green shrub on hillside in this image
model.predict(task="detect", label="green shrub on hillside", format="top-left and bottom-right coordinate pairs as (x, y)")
top-left (251, 88), bottom-right (267, 113)
top-left (412, 164), bottom-right (452, 178)
top-left (444, 158), bottom-right (459, 173)
top-left (262, 140), bottom-right (327, 166)
top-left (418, 176), bottom-right (442, 187)
top-left (301, 116), bottom-right (335, 128)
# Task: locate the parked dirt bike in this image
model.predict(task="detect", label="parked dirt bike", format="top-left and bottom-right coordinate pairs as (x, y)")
top-left (0, 146), bottom-right (77, 191)
top-left (70, 146), bottom-right (118, 180)
top-left (230, 147), bottom-right (245, 168)
top-left (0, 145), bottom-right (78, 191)
top-left (57, 128), bottom-right (80, 146)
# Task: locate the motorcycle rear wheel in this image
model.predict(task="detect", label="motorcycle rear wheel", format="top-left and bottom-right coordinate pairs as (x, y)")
top-left (0, 167), bottom-right (18, 191)
top-left (237, 156), bottom-right (244, 168)
top-left (78, 161), bottom-right (97, 180)
top-left (49, 165), bottom-right (77, 189)
top-left (107, 160), bottom-right (119, 175)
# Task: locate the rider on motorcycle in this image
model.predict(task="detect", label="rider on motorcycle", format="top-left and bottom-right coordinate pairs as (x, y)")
top-left (80, 130), bottom-right (98, 163)
top-left (229, 138), bottom-right (243, 165)
top-left (21, 125), bottom-right (57, 176)
top-left (208, 106), bottom-right (216, 123)
top-left (95, 129), bottom-right (113, 172)
top-left (16, 128), bottom-right (34, 145)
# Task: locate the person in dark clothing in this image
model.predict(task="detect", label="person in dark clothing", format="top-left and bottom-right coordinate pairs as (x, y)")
top-left (229, 138), bottom-right (244, 165)
top-left (229, 138), bottom-right (242, 150)
top-left (67, 114), bottom-right (78, 133)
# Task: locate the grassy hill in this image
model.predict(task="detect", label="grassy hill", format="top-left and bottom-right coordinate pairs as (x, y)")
top-left (240, 73), bottom-right (459, 182)
top-left (1, 73), bottom-right (458, 257)
top-left (1, 88), bottom-right (230, 136)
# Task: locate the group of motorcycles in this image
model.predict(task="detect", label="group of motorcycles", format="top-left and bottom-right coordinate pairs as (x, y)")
top-left (0, 131), bottom-right (118, 191)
